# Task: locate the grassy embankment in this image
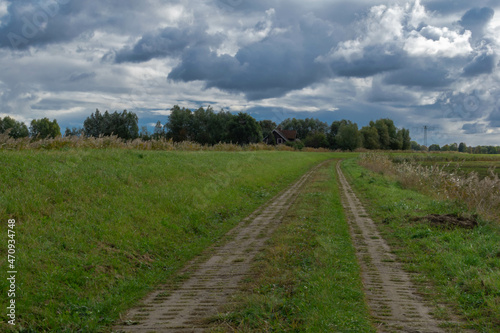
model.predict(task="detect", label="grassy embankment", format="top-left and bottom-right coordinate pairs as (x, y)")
top-left (0, 149), bottom-right (334, 332)
top-left (343, 157), bottom-right (500, 332)
top-left (209, 159), bottom-right (375, 332)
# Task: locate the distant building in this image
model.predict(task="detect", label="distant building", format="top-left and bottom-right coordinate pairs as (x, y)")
top-left (263, 128), bottom-right (297, 145)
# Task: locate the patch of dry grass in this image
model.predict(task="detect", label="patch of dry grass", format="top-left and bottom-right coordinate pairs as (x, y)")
top-left (359, 153), bottom-right (500, 222)
top-left (0, 133), bottom-right (339, 152)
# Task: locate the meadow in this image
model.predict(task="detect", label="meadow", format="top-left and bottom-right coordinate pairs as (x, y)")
top-left (0, 149), bottom-right (334, 332)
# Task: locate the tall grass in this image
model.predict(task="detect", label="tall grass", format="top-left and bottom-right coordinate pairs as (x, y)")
top-left (0, 133), bottom-right (334, 152)
top-left (359, 153), bottom-right (500, 222)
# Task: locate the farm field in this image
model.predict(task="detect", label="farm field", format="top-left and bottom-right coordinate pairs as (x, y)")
top-left (0, 149), bottom-right (339, 332)
top-left (389, 152), bottom-right (500, 178)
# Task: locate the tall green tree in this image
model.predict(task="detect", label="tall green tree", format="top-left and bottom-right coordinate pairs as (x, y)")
top-left (458, 142), bottom-right (467, 153)
top-left (328, 120), bottom-right (349, 149)
top-left (166, 105), bottom-right (194, 142)
top-left (280, 118), bottom-right (328, 139)
top-left (336, 122), bottom-right (362, 151)
top-left (110, 110), bottom-right (139, 139)
top-left (30, 118), bottom-right (61, 139)
top-left (64, 127), bottom-right (84, 137)
top-left (153, 121), bottom-right (164, 140)
top-left (259, 120), bottom-right (277, 141)
top-left (400, 128), bottom-right (411, 150)
top-left (360, 125), bottom-right (380, 150)
top-left (304, 131), bottom-right (329, 148)
top-left (429, 144), bottom-right (440, 151)
top-left (227, 112), bottom-right (262, 144)
top-left (0, 116), bottom-right (29, 138)
top-left (83, 109), bottom-right (139, 139)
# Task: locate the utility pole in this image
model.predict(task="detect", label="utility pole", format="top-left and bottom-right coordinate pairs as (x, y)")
top-left (424, 125), bottom-right (428, 148)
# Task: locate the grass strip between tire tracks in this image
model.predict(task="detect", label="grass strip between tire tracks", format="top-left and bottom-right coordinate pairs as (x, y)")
top-left (209, 159), bottom-right (374, 332)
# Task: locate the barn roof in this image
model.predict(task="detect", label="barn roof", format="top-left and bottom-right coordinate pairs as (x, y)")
top-left (275, 128), bottom-right (297, 141)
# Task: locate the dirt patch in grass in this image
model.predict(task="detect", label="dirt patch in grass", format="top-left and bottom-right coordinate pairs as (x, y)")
top-left (410, 214), bottom-right (478, 230)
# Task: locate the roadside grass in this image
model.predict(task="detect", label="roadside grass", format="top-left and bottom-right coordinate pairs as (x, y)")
top-left (0, 149), bottom-right (336, 332)
top-left (209, 160), bottom-right (374, 332)
top-left (342, 158), bottom-right (500, 332)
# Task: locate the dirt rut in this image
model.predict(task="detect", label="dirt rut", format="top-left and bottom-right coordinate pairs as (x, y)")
top-left (336, 162), bottom-right (447, 333)
top-left (113, 163), bottom-right (323, 333)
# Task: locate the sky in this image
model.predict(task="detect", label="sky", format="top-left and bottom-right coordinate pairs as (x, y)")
top-left (0, 0), bottom-right (499, 146)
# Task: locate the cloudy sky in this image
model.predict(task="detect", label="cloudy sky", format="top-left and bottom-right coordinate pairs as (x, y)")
top-left (1, 0), bottom-right (499, 145)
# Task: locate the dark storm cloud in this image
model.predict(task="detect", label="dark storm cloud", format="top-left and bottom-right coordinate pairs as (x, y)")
top-left (459, 7), bottom-right (495, 42)
top-left (488, 107), bottom-right (500, 127)
top-left (114, 26), bottom-right (223, 63)
top-left (463, 53), bottom-right (496, 76)
top-left (459, 7), bottom-right (495, 30)
top-left (330, 45), bottom-right (406, 78)
top-left (168, 17), bottom-right (337, 100)
top-left (383, 64), bottom-right (453, 88)
top-left (0, 0), bottom-right (159, 50)
top-left (423, 0), bottom-right (497, 15)
top-left (462, 122), bottom-right (488, 134)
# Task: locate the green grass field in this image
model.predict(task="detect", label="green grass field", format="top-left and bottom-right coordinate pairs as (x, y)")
top-left (0, 149), bottom-right (336, 332)
top-left (2, 149), bottom-right (499, 332)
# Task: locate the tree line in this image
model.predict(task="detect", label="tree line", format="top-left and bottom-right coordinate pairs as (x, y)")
top-left (1, 107), bottom-right (416, 151)
top-left (0, 116), bottom-right (60, 139)
top-left (424, 142), bottom-right (500, 154)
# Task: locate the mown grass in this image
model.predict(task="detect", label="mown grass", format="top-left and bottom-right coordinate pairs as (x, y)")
top-left (343, 158), bottom-right (500, 332)
top-left (209, 160), bottom-right (374, 332)
top-left (0, 149), bottom-right (334, 332)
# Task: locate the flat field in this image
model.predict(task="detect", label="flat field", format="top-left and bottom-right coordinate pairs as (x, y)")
top-left (0, 149), bottom-right (337, 332)
top-left (389, 152), bottom-right (500, 178)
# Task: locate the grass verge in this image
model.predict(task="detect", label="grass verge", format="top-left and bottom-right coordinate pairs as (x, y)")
top-left (0, 149), bottom-right (338, 332)
top-left (342, 158), bottom-right (500, 332)
top-left (209, 160), bottom-right (374, 332)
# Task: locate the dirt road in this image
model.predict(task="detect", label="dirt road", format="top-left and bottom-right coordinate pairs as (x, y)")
top-left (114, 161), bottom-right (463, 333)
top-left (336, 161), bottom-right (448, 332)
top-left (113, 163), bottom-right (324, 333)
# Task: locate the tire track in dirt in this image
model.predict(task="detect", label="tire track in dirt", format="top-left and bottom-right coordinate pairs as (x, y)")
top-left (113, 162), bottom-right (327, 333)
top-left (336, 161), bottom-right (448, 333)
